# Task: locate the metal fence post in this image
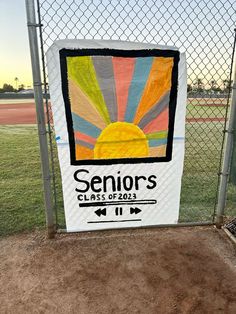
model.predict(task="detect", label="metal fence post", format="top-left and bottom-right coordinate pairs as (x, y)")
top-left (216, 33), bottom-right (236, 228)
top-left (25, 0), bottom-right (55, 238)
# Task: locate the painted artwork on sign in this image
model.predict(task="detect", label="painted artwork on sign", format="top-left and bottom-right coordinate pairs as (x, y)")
top-left (47, 40), bottom-right (186, 232)
top-left (60, 49), bottom-right (179, 165)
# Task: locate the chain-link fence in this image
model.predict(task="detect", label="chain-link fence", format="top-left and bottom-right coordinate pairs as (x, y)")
top-left (35, 0), bottom-right (236, 229)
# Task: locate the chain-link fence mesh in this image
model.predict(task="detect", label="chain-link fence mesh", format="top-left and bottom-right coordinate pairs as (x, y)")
top-left (36, 0), bottom-right (236, 228)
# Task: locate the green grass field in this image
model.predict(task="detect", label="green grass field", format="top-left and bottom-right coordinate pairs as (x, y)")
top-left (0, 121), bottom-right (236, 236)
top-left (187, 98), bottom-right (227, 119)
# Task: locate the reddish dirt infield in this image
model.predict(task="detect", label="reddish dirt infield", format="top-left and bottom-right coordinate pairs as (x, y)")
top-left (0, 101), bottom-right (226, 125)
top-left (0, 102), bottom-right (37, 124)
top-left (0, 226), bottom-right (236, 313)
top-left (187, 117), bottom-right (225, 123)
top-left (194, 103), bottom-right (226, 107)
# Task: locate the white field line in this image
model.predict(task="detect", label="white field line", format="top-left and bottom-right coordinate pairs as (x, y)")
top-left (0, 99), bottom-right (35, 104)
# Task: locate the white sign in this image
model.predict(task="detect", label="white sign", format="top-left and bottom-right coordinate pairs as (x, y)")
top-left (47, 39), bottom-right (187, 232)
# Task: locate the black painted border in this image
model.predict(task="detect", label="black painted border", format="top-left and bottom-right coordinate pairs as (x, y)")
top-left (59, 48), bottom-right (179, 165)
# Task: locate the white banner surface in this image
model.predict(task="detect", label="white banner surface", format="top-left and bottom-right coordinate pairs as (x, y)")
top-left (46, 39), bottom-right (187, 232)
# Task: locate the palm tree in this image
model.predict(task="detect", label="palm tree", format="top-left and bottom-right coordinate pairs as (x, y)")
top-left (194, 77), bottom-right (204, 92)
top-left (14, 77), bottom-right (19, 90)
top-left (222, 79), bottom-right (232, 92)
top-left (210, 80), bottom-right (216, 90)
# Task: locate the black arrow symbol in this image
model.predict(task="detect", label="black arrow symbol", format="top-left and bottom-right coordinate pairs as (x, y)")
top-left (130, 207), bottom-right (142, 215)
top-left (95, 208), bottom-right (106, 217)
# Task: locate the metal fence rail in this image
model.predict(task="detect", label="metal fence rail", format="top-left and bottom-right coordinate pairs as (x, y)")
top-left (30, 0), bottom-right (236, 232)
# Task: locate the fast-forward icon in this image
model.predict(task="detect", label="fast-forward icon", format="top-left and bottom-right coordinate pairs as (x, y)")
top-left (130, 207), bottom-right (142, 215)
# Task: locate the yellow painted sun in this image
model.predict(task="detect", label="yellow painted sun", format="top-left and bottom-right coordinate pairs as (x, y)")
top-left (94, 122), bottom-right (149, 159)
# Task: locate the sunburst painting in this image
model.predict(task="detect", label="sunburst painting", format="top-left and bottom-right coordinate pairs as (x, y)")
top-left (60, 49), bottom-right (179, 165)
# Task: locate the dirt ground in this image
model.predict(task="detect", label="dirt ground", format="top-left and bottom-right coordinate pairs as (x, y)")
top-left (0, 227), bottom-right (236, 314)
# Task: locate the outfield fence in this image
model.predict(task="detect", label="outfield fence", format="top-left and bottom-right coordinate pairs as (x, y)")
top-left (26, 0), bottom-right (236, 236)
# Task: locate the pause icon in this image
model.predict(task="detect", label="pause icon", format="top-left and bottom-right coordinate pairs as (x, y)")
top-left (115, 207), bottom-right (123, 216)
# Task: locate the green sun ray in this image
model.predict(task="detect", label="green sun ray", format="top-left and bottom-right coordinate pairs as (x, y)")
top-left (146, 130), bottom-right (168, 140)
top-left (67, 56), bottom-right (111, 125)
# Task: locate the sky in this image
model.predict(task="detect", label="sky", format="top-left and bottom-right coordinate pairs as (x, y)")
top-left (0, 0), bottom-right (32, 88)
top-left (0, 0), bottom-right (235, 89)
